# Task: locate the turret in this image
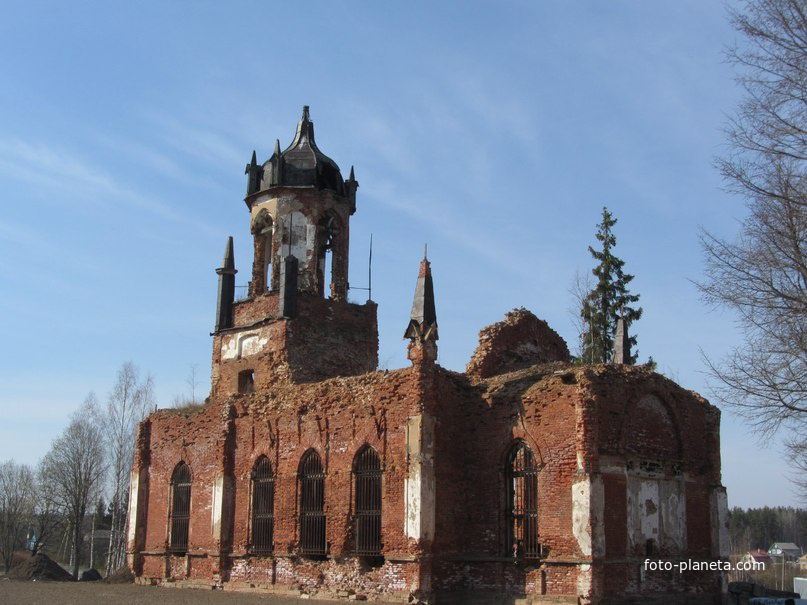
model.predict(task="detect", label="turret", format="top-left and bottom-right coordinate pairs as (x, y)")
top-left (405, 251), bottom-right (438, 364)
top-left (244, 106), bottom-right (354, 301)
top-left (214, 236), bottom-right (237, 332)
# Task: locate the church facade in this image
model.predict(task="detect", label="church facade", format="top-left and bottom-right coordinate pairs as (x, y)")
top-left (126, 108), bottom-right (728, 604)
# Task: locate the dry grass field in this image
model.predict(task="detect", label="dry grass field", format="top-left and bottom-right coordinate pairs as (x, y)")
top-left (0, 579), bottom-right (399, 605)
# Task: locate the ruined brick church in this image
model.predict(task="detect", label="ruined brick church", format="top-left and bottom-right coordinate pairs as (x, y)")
top-left (126, 108), bottom-right (729, 604)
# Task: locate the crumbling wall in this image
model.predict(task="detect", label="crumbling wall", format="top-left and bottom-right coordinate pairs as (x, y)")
top-left (426, 363), bottom-right (586, 600)
top-left (579, 365), bottom-right (725, 601)
top-left (137, 366), bottom-right (428, 600)
top-left (212, 294), bottom-right (378, 399)
top-left (466, 308), bottom-right (570, 381)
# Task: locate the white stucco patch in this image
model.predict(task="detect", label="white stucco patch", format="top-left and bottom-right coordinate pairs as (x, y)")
top-left (660, 480), bottom-right (686, 552)
top-left (221, 329), bottom-right (270, 360)
top-left (577, 563), bottom-right (592, 598)
top-left (279, 211), bottom-right (310, 262)
top-left (211, 474), bottom-right (224, 538)
top-left (713, 487), bottom-right (730, 557)
top-left (638, 479), bottom-right (660, 542)
top-left (126, 470), bottom-right (140, 545)
top-left (572, 478), bottom-right (592, 556)
top-left (404, 415), bottom-right (435, 541)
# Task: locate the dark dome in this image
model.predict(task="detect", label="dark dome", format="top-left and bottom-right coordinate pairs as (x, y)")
top-left (249, 106), bottom-right (347, 196)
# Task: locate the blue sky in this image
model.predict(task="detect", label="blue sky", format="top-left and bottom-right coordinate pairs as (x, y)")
top-left (0, 1), bottom-right (799, 508)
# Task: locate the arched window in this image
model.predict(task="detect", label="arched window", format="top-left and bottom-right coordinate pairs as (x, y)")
top-left (169, 462), bottom-right (192, 554)
top-left (316, 214), bottom-right (340, 298)
top-left (299, 450), bottom-right (326, 557)
top-left (251, 457), bottom-right (275, 555)
top-left (353, 446), bottom-right (382, 556)
top-left (251, 210), bottom-right (274, 293)
top-left (260, 217), bottom-right (273, 290)
top-left (506, 442), bottom-right (539, 558)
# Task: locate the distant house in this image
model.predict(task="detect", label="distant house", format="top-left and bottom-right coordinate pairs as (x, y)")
top-left (768, 542), bottom-right (802, 561)
top-left (744, 549), bottom-right (772, 565)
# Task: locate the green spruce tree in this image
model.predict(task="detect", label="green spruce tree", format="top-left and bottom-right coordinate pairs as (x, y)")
top-left (580, 207), bottom-right (642, 364)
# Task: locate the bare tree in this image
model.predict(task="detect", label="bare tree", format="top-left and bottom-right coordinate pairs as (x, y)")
top-left (102, 362), bottom-right (152, 574)
top-left (39, 395), bottom-right (106, 579)
top-left (171, 364), bottom-right (205, 409)
top-left (700, 0), bottom-right (807, 496)
top-left (568, 269), bottom-right (594, 360)
top-left (0, 460), bottom-right (35, 572)
top-left (26, 470), bottom-right (66, 557)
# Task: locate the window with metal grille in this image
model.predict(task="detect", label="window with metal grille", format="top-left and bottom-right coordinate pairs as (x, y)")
top-left (299, 449), bottom-right (326, 557)
top-left (251, 456), bottom-right (275, 555)
top-left (353, 446), bottom-right (382, 556)
top-left (169, 462), bottom-right (192, 554)
top-left (506, 442), bottom-right (539, 558)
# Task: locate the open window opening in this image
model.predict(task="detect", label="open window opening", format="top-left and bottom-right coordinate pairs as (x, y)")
top-left (252, 210), bottom-right (274, 293)
top-left (316, 214), bottom-right (340, 298)
top-left (238, 369), bottom-right (255, 394)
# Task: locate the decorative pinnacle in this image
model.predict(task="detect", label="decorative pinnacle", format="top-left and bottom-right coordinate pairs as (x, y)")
top-left (302, 105), bottom-right (310, 122)
top-left (405, 254), bottom-right (438, 342)
top-left (217, 236), bottom-right (237, 275)
top-left (612, 315), bottom-right (630, 365)
top-left (273, 139), bottom-right (281, 157)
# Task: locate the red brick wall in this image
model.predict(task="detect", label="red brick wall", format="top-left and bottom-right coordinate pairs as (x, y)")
top-left (212, 295), bottom-right (377, 399)
top-left (134, 347), bottom-right (724, 603)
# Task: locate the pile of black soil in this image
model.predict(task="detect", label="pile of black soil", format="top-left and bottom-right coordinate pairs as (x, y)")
top-left (8, 552), bottom-right (73, 582)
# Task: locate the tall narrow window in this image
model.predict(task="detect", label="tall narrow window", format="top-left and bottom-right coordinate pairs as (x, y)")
top-left (251, 457), bottom-right (275, 555)
top-left (506, 442), bottom-right (539, 558)
top-left (261, 219), bottom-right (273, 290)
top-left (299, 450), bottom-right (326, 557)
top-left (316, 214), bottom-right (339, 298)
top-left (169, 462), bottom-right (192, 554)
top-left (353, 446), bottom-right (382, 557)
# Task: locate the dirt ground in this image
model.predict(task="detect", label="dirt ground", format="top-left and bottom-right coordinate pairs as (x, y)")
top-left (0, 579), bottom-right (400, 605)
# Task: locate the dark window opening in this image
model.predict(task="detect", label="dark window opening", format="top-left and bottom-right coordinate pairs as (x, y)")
top-left (238, 370), bottom-right (255, 394)
top-left (353, 446), bottom-right (382, 558)
top-left (299, 450), bottom-right (326, 557)
top-left (506, 442), bottom-right (539, 559)
top-left (169, 462), bottom-right (192, 554)
top-left (251, 457), bottom-right (275, 555)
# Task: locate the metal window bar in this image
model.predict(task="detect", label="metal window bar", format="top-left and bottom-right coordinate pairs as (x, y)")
top-left (251, 457), bottom-right (275, 555)
top-left (170, 463), bottom-right (192, 554)
top-left (507, 444), bottom-right (539, 558)
top-left (299, 450), bottom-right (326, 556)
top-left (353, 447), bottom-right (382, 556)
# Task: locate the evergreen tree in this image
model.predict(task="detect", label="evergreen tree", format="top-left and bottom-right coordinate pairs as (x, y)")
top-left (580, 207), bottom-right (642, 363)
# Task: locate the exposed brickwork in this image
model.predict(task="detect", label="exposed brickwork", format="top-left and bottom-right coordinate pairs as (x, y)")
top-left (128, 112), bottom-right (725, 605)
top-left (466, 308), bottom-right (570, 381)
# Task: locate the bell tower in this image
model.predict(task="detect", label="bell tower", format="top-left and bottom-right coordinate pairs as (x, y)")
top-left (210, 107), bottom-right (376, 395)
top-left (244, 106), bottom-right (358, 301)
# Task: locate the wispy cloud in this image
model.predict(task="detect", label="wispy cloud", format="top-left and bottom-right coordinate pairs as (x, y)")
top-left (0, 138), bottom-right (220, 237)
top-left (142, 111), bottom-right (246, 170)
